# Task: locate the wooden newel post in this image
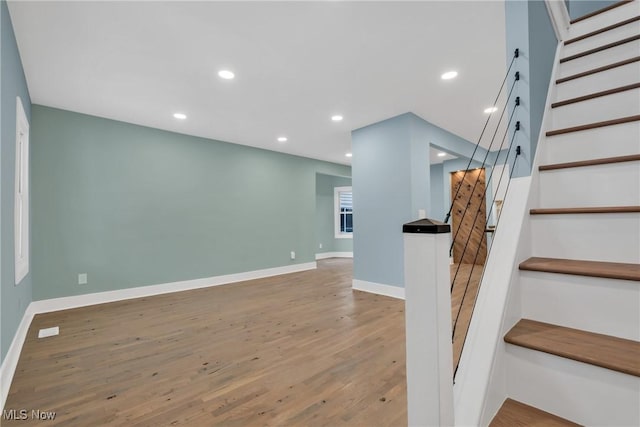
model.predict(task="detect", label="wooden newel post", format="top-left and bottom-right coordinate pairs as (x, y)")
top-left (403, 218), bottom-right (454, 427)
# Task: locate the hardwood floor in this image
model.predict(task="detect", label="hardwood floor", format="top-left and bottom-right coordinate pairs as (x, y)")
top-left (490, 398), bottom-right (581, 427)
top-left (4, 259), bottom-right (407, 426)
top-left (4, 258), bottom-right (482, 426)
top-left (519, 257), bottom-right (640, 281)
top-left (505, 319), bottom-right (640, 377)
top-left (451, 263), bottom-right (483, 370)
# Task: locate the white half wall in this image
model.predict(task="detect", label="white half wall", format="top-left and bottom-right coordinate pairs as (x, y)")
top-left (452, 176), bottom-right (532, 426)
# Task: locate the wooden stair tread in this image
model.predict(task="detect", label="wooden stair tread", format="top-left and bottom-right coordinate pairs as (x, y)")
top-left (539, 154), bottom-right (640, 171)
top-left (552, 82), bottom-right (640, 108)
top-left (530, 206), bottom-right (640, 215)
top-left (505, 319), bottom-right (640, 377)
top-left (570, 0), bottom-right (634, 24)
top-left (519, 257), bottom-right (640, 281)
top-left (560, 35), bottom-right (640, 63)
top-left (565, 16), bottom-right (640, 45)
top-left (490, 398), bottom-right (581, 427)
top-left (546, 114), bottom-right (640, 136)
top-left (556, 56), bottom-right (640, 84)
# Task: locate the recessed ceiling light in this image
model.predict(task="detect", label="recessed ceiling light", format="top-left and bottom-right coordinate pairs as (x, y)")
top-left (441, 71), bottom-right (458, 80)
top-left (331, 115), bottom-right (343, 122)
top-left (345, 153), bottom-right (353, 158)
top-left (484, 106), bottom-right (498, 114)
top-left (437, 152), bottom-right (447, 157)
top-left (218, 70), bottom-right (235, 80)
top-left (277, 136), bottom-right (288, 142)
top-left (173, 113), bottom-right (187, 120)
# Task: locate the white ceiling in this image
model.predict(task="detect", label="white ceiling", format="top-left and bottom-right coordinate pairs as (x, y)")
top-left (8, 1), bottom-right (506, 166)
top-left (430, 146), bottom-right (458, 164)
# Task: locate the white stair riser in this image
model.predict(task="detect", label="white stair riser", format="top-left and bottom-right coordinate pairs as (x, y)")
top-left (538, 162), bottom-right (640, 207)
top-left (556, 60), bottom-right (640, 100)
top-left (542, 121), bottom-right (640, 164)
top-left (558, 40), bottom-right (640, 79)
top-left (506, 345), bottom-right (640, 427)
top-left (568, 2), bottom-right (640, 38)
top-left (563, 19), bottom-right (640, 57)
top-left (550, 88), bottom-right (640, 130)
top-left (520, 271), bottom-right (640, 340)
top-left (530, 213), bottom-right (640, 263)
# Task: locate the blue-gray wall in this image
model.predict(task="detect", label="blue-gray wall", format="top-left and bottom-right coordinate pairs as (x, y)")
top-left (352, 114), bottom-right (416, 288)
top-left (31, 106), bottom-right (351, 301)
top-left (506, 0), bottom-right (558, 177)
top-left (352, 113), bottom-right (487, 288)
top-left (567, 0), bottom-right (618, 20)
top-left (529, 0), bottom-right (559, 162)
top-left (1, 0), bottom-right (32, 363)
top-left (430, 163), bottom-right (445, 222)
top-left (315, 173), bottom-right (353, 254)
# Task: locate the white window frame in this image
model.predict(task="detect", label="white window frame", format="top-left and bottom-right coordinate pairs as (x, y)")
top-left (14, 96), bottom-right (29, 285)
top-left (334, 186), bottom-right (353, 239)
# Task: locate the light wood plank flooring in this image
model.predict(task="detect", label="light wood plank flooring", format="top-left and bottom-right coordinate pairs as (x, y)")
top-left (4, 258), bottom-right (481, 426)
top-left (451, 263), bottom-right (483, 370)
top-left (489, 398), bottom-right (581, 427)
top-left (4, 259), bottom-right (406, 426)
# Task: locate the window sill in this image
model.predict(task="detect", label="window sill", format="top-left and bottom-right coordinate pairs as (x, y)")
top-left (335, 234), bottom-right (353, 239)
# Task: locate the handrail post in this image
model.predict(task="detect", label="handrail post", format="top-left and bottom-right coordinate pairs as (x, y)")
top-left (403, 218), bottom-right (453, 426)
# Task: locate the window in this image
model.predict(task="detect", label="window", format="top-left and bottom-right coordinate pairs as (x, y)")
top-left (15, 97), bottom-right (29, 285)
top-left (334, 186), bottom-right (353, 238)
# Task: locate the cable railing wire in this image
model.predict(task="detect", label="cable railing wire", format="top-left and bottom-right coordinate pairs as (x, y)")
top-left (453, 142), bottom-right (522, 379)
top-left (451, 119), bottom-right (519, 340)
top-left (449, 79), bottom-right (520, 292)
top-left (486, 137), bottom-right (522, 257)
top-left (442, 48), bottom-right (521, 380)
top-left (444, 49), bottom-right (519, 225)
top-left (448, 75), bottom-right (519, 255)
top-left (450, 106), bottom-right (519, 344)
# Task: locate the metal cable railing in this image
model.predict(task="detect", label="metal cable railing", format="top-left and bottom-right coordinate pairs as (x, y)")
top-left (443, 48), bottom-right (522, 379)
top-left (451, 130), bottom-right (522, 379)
top-left (449, 83), bottom-right (519, 292)
top-left (444, 48), bottom-right (519, 225)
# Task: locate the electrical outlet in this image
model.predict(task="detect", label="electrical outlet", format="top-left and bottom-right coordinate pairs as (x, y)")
top-left (319, 243), bottom-right (323, 249)
top-left (78, 273), bottom-right (88, 285)
top-left (290, 251), bottom-right (296, 260)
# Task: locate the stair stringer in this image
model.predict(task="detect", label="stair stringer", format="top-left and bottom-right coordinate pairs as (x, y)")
top-left (452, 42), bottom-right (562, 427)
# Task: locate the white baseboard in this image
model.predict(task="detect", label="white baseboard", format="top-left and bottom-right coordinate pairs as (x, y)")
top-left (1, 304), bottom-right (36, 411)
top-left (315, 252), bottom-right (353, 260)
top-left (0, 261), bottom-right (316, 411)
top-left (352, 279), bottom-right (405, 300)
top-left (31, 262), bottom-right (316, 314)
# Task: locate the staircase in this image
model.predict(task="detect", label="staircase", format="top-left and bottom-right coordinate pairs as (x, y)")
top-left (490, 1), bottom-right (640, 425)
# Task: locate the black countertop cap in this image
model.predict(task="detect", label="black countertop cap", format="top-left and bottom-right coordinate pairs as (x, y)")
top-left (402, 218), bottom-right (451, 234)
